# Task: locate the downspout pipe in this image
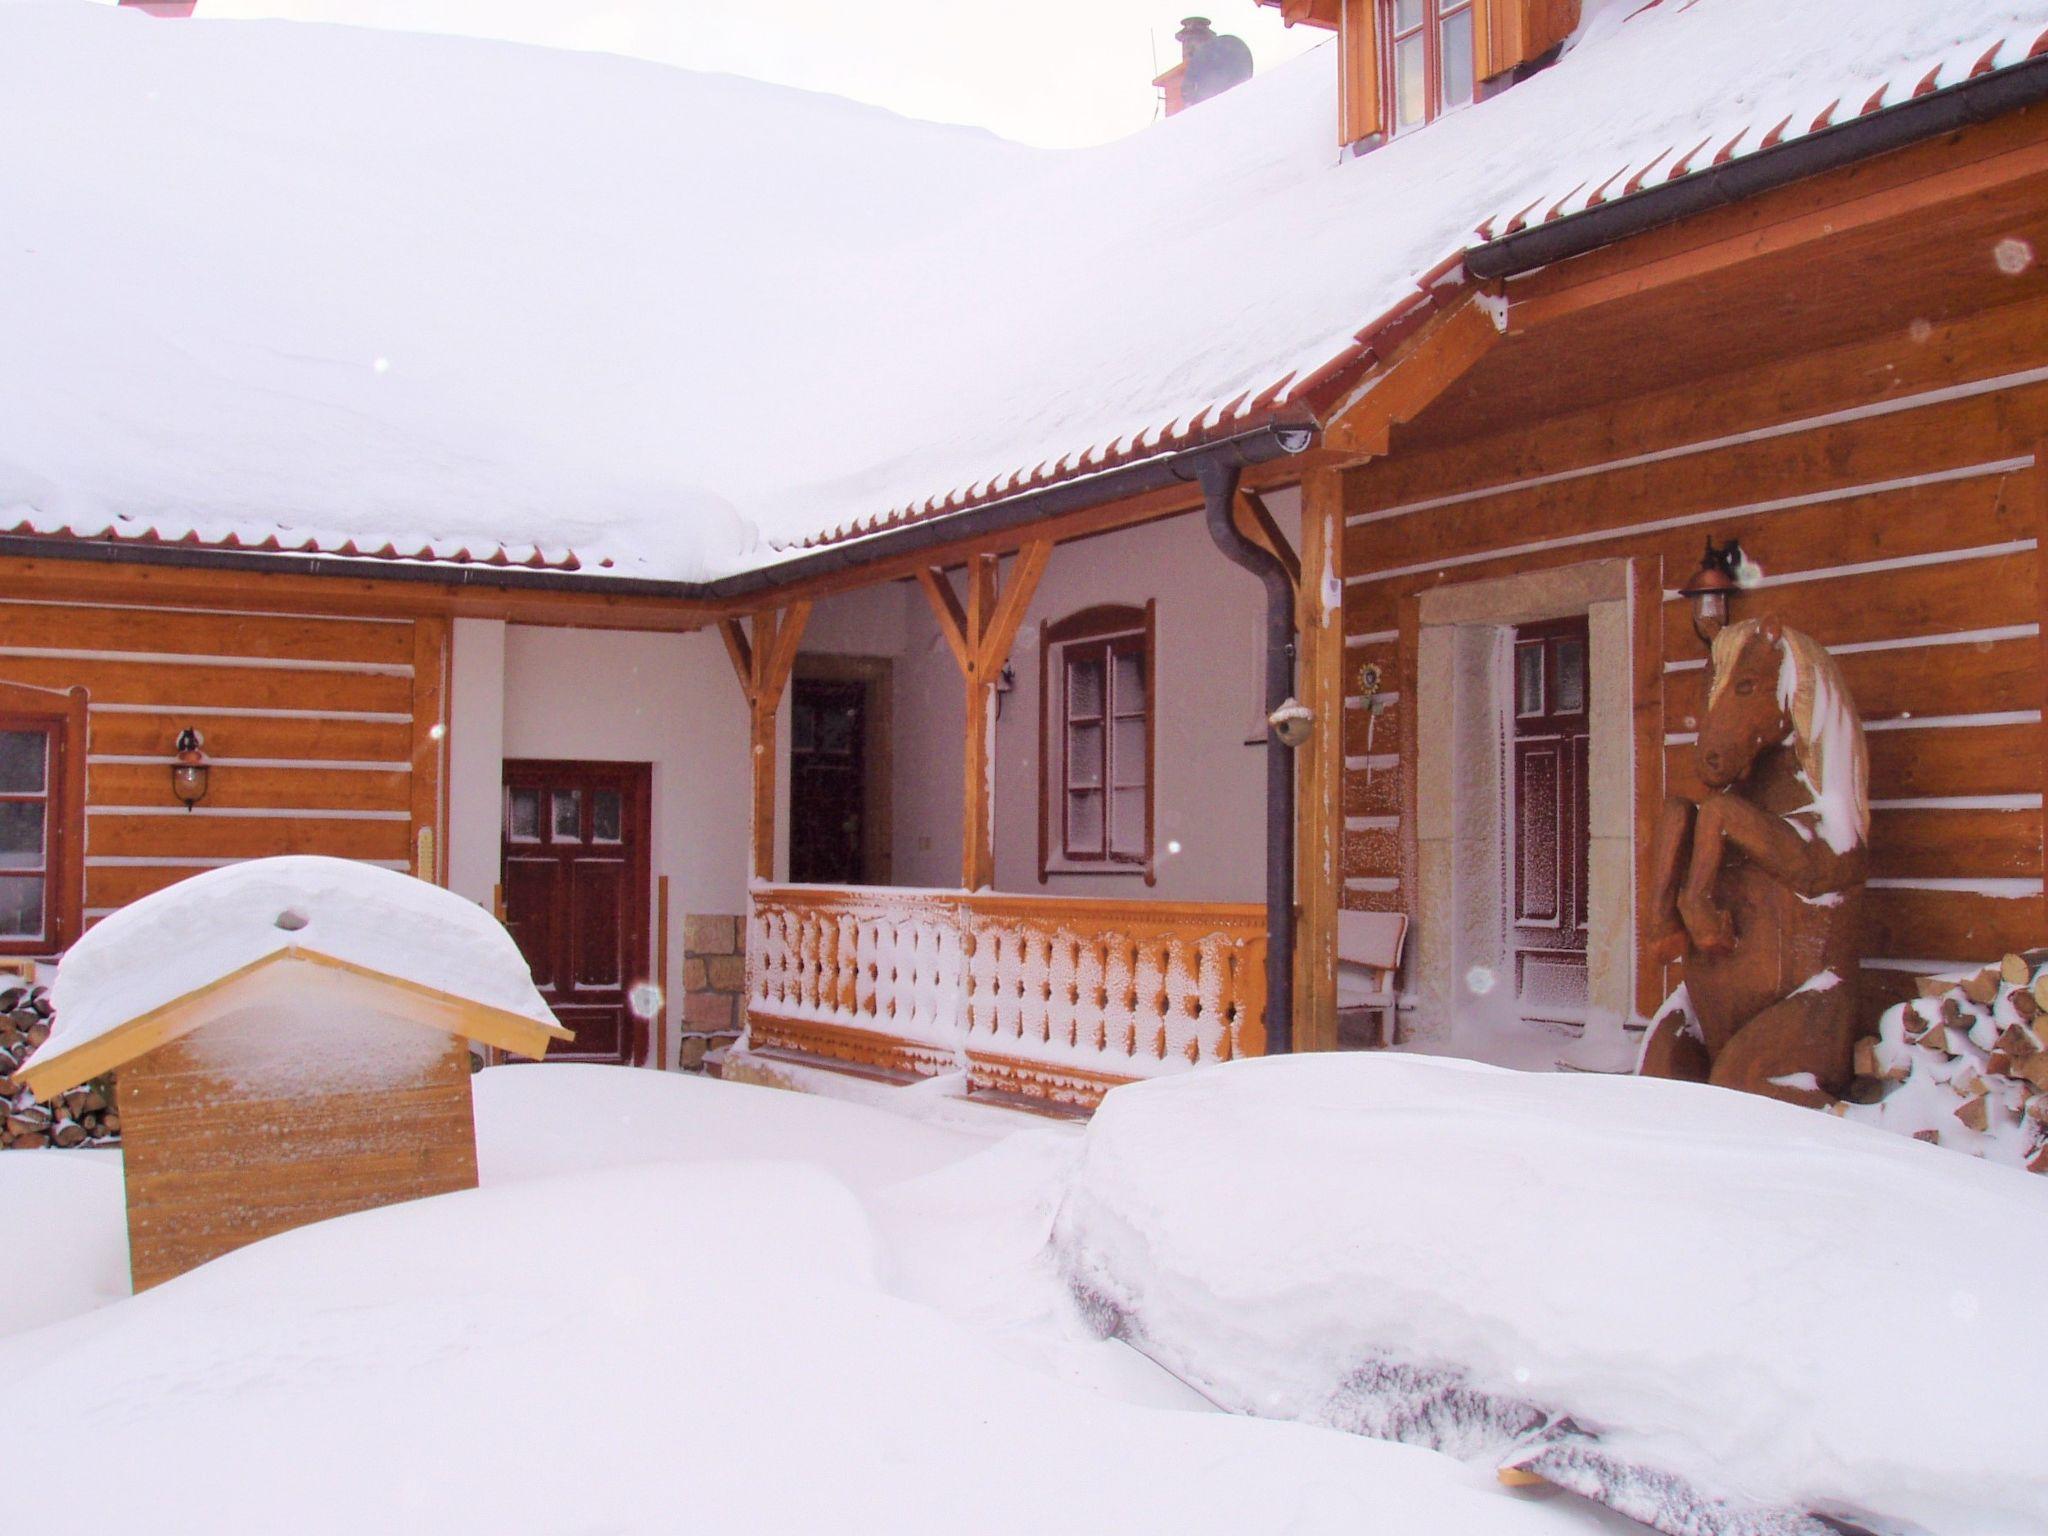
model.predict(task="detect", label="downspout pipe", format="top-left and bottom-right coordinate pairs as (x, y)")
top-left (1194, 458), bottom-right (1294, 1056)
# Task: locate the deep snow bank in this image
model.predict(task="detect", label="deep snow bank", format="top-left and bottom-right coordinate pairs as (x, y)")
top-left (1054, 1054), bottom-right (2048, 1536)
top-left (6, 1133), bottom-right (1610, 1535)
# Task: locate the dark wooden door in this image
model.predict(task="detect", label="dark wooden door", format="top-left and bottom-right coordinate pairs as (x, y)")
top-left (1509, 618), bottom-right (1591, 1024)
top-left (501, 760), bottom-right (651, 1064)
top-left (789, 679), bottom-right (866, 885)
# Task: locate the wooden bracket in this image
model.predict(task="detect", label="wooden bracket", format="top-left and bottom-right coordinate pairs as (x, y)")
top-left (1234, 489), bottom-right (1302, 591)
top-left (1322, 288), bottom-right (1507, 462)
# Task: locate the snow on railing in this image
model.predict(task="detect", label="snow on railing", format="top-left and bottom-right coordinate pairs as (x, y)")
top-left (745, 886), bottom-right (1266, 1107)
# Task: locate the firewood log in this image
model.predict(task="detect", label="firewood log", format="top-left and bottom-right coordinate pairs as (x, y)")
top-left (1918, 1024), bottom-right (1951, 1055)
top-left (1913, 1128), bottom-right (1942, 1145)
top-left (50, 1120), bottom-right (85, 1149)
top-left (1956, 1096), bottom-right (1992, 1133)
top-left (1938, 997), bottom-right (1966, 1029)
top-left (1961, 969), bottom-right (2002, 1006)
top-left (2032, 972), bottom-right (2048, 1013)
top-left (1915, 973), bottom-right (1954, 1001)
top-left (1853, 1038), bottom-right (1880, 1078)
top-left (2017, 1054), bottom-right (2048, 1092)
top-left (1999, 949), bottom-right (2048, 986)
top-left (2014, 988), bottom-right (2041, 1021)
top-left (100, 1112), bottom-right (120, 1135)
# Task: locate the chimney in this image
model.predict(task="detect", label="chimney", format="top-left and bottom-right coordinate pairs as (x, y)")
top-left (1154, 16), bottom-right (1255, 118)
top-left (118, 1), bottom-right (198, 15)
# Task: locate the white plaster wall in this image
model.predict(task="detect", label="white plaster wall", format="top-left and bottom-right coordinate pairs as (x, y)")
top-left (791, 501), bottom-right (1293, 903)
top-left (446, 622), bottom-right (753, 1067)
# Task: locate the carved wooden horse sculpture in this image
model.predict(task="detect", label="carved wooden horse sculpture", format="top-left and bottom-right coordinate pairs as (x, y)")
top-left (1641, 617), bottom-right (1869, 1106)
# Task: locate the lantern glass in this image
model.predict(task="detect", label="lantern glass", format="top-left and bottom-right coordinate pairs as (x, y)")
top-left (1692, 589), bottom-right (1728, 644)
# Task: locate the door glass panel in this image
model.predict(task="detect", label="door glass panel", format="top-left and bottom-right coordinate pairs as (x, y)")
top-left (1555, 637), bottom-right (1587, 713)
top-left (1394, 33), bottom-right (1427, 128)
top-left (818, 704), bottom-right (856, 755)
top-left (507, 787), bottom-right (541, 842)
top-left (0, 731), bottom-right (45, 793)
top-left (591, 789), bottom-right (623, 844)
top-left (0, 802), bottom-right (44, 868)
top-left (552, 789), bottom-right (583, 841)
top-left (0, 875), bottom-right (43, 938)
top-left (1515, 644), bottom-right (1544, 716)
top-left (1440, 6), bottom-right (1474, 108)
top-left (1066, 653), bottom-right (1104, 719)
top-left (791, 701), bottom-right (817, 753)
top-left (1067, 789), bottom-right (1103, 853)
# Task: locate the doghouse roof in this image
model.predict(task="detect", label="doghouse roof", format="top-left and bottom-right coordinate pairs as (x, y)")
top-left (20, 857), bottom-right (569, 1099)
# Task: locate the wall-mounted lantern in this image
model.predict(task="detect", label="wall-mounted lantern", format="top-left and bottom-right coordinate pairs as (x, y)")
top-left (1679, 538), bottom-right (1745, 645)
top-left (171, 728), bottom-right (210, 810)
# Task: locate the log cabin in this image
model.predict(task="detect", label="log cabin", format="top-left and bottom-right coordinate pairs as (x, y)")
top-left (6, 0), bottom-right (2048, 1110)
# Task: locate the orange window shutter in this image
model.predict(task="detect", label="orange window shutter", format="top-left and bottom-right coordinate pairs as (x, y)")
top-left (1477, 0), bottom-right (1579, 82)
top-left (1337, 0), bottom-right (1381, 144)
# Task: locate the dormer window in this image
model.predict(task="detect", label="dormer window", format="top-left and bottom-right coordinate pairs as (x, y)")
top-left (1386, 0), bottom-right (1475, 132)
top-left (1261, 0), bottom-right (1578, 148)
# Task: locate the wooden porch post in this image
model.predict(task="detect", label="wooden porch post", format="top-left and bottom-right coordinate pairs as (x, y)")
top-left (917, 542), bottom-right (1052, 890)
top-left (719, 601), bottom-right (811, 883)
top-left (1293, 470), bottom-right (1345, 1052)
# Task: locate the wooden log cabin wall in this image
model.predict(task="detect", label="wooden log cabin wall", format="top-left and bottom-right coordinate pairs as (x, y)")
top-left (0, 563), bottom-right (449, 937)
top-left (1337, 111), bottom-right (2048, 1037)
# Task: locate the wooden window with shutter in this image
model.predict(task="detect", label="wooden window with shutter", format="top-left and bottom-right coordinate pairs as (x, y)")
top-left (1039, 604), bottom-right (1155, 881)
top-left (1333, 0), bottom-right (1576, 144)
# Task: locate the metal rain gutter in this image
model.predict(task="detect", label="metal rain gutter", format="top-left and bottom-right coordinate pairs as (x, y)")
top-left (0, 423), bottom-right (1316, 604)
top-left (1466, 52), bottom-right (2048, 282)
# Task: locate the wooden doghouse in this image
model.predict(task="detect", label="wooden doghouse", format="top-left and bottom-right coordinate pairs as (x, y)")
top-left (19, 857), bottom-right (569, 1291)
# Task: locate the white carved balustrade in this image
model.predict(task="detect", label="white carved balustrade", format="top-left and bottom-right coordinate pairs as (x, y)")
top-left (746, 886), bottom-right (1266, 1106)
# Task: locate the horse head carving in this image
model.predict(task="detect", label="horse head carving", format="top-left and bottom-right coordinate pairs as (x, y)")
top-left (1641, 617), bottom-right (1869, 1106)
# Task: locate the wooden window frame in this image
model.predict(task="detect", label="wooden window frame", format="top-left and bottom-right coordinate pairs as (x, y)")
top-left (1380, 0), bottom-right (1476, 134)
top-left (1037, 603), bottom-right (1156, 885)
top-left (0, 682), bottom-right (87, 957)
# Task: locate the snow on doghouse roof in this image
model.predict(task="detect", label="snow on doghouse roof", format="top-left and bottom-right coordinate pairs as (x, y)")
top-left (21, 856), bottom-right (567, 1098)
top-left (1, 0), bottom-right (2043, 581)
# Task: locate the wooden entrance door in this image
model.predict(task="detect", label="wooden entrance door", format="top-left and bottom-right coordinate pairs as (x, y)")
top-left (1509, 618), bottom-right (1591, 1024)
top-left (789, 677), bottom-right (868, 885)
top-left (501, 761), bottom-right (651, 1064)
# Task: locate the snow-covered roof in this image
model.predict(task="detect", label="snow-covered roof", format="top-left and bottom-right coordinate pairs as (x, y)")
top-left (3, 0), bottom-right (2044, 582)
top-left (21, 856), bottom-right (566, 1096)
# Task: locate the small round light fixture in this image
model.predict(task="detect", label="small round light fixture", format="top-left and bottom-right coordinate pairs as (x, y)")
top-left (1679, 538), bottom-right (1744, 646)
top-left (171, 728), bottom-right (210, 810)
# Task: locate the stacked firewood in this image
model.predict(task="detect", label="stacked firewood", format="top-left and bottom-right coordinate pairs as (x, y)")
top-left (0, 983), bottom-right (120, 1150)
top-left (1843, 952), bottom-right (2048, 1173)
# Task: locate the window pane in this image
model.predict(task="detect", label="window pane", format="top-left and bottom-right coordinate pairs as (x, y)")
top-left (1515, 644), bottom-right (1544, 716)
top-left (1067, 654), bottom-right (1104, 719)
top-left (1067, 789), bottom-right (1103, 854)
top-left (0, 802), bottom-right (44, 868)
top-left (1395, 33), bottom-right (1426, 129)
top-left (592, 789), bottom-right (623, 843)
top-left (1112, 718), bottom-right (1147, 788)
top-left (0, 731), bottom-right (45, 793)
top-left (1068, 722), bottom-right (1103, 789)
top-left (1555, 638), bottom-right (1587, 713)
top-left (1440, 7), bottom-right (1474, 108)
top-left (1393, 0), bottom-right (1423, 30)
top-left (1110, 789), bottom-right (1146, 858)
top-left (818, 704), bottom-right (856, 755)
top-left (507, 787), bottom-right (540, 842)
top-left (1111, 650), bottom-right (1144, 714)
top-left (552, 789), bottom-right (583, 841)
top-left (791, 702), bottom-right (817, 753)
top-left (0, 875), bottom-right (43, 938)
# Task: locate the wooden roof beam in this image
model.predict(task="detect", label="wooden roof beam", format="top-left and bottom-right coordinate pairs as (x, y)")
top-left (1321, 288), bottom-right (1508, 463)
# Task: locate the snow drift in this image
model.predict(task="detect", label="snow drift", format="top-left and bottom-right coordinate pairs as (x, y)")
top-left (1054, 1053), bottom-right (2048, 1536)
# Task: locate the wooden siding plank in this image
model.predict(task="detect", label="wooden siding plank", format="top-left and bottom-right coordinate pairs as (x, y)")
top-left (1343, 696), bottom-right (1403, 757)
top-left (1866, 887), bottom-right (2046, 961)
top-left (1662, 637), bottom-right (2041, 733)
top-left (87, 814), bottom-right (412, 861)
top-left (1346, 387), bottom-right (2045, 578)
top-left (0, 602), bottom-right (414, 666)
top-left (1658, 550), bottom-right (2036, 656)
top-left (1668, 722), bottom-right (2042, 803)
top-left (87, 763), bottom-right (411, 814)
top-left (1865, 807), bottom-right (2043, 881)
top-left (86, 864), bottom-right (210, 909)
top-left (1341, 824), bottom-right (1399, 880)
top-left (0, 656), bottom-right (412, 713)
top-left (89, 712), bottom-right (414, 763)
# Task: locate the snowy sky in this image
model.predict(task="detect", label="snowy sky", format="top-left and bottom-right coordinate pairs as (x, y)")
top-left (163, 0), bottom-right (1328, 147)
